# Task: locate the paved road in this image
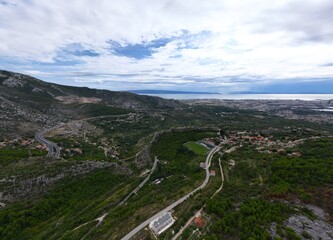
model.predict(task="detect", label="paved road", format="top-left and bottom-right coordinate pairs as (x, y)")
top-left (173, 154), bottom-right (226, 240)
top-left (211, 157), bottom-right (225, 199)
top-left (35, 114), bottom-right (135, 160)
top-left (35, 130), bottom-right (60, 159)
top-left (119, 157), bottom-right (159, 205)
top-left (121, 145), bottom-right (221, 240)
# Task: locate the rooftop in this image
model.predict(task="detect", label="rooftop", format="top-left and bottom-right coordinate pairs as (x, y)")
top-left (149, 212), bottom-right (175, 235)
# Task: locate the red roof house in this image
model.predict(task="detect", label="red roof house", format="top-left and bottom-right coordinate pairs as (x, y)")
top-left (193, 217), bottom-right (205, 228)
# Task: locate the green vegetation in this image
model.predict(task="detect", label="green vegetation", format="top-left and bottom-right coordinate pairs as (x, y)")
top-left (81, 131), bottom-right (215, 239)
top-left (270, 138), bottom-right (333, 189)
top-left (1, 86), bottom-right (333, 240)
top-left (270, 156), bottom-right (333, 190)
top-left (301, 230), bottom-right (312, 239)
top-left (285, 227), bottom-right (302, 240)
top-left (0, 147), bottom-right (45, 166)
top-left (205, 197), bottom-right (291, 240)
top-left (79, 103), bottom-right (132, 117)
top-left (201, 137), bottom-right (333, 240)
top-left (268, 138), bottom-right (333, 216)
top-left (0, 170), bottom-right (128, 240)
top-left (151, 131), bottom-right (214, 177)
top-left (50, 137), bottom-right (109, 161)
top-left (184, 141), bottom-right (209, 155)
top-left (163, 154), bottom-right (223, 239)
top-left (92, 113), bottom-right (163, 158)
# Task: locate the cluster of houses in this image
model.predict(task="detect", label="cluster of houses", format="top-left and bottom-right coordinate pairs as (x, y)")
top-left (0, 138), bottom-right (36, 149)
top-left (227, 130), bottom-right (305, 156)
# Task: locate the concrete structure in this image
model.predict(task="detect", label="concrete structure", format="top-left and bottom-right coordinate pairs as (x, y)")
top-left (200, 162), bottom-right (206, 169)
top-left (149, 212), bottom-right (175, 235)
top-left (202, 139), bottom-right (215, 148)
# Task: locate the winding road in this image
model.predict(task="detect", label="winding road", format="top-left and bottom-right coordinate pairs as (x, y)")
top-left (35, 130), bottom-right (60, 159)
top-left (173, 155), bottom-right (226, 240)
top-left (121, 145), bottom-right (221, 240)
top-left (119, 157), bottom-right (159, 205)
top-left (34, 114), bottom-right (134, 160)
top-left (211, 157), bottom-right (225, 198)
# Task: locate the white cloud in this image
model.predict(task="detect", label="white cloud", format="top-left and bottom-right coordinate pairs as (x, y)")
top-left (0, 0), bottom-right (332, 92)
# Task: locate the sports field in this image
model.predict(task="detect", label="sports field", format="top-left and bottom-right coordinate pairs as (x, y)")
top-left (184, 141), bottom-right (209, 155)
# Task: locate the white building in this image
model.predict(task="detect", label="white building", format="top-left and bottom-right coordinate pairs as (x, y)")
top-left (149, 212), bottom-right (175, 235)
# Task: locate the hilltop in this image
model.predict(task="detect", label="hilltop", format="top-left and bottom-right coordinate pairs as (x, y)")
top-left (0, 70), bottom-right (180, 139)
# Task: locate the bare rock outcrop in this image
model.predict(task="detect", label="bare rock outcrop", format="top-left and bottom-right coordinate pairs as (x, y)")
top-left (285, 214), bottom-right (333, 240)
top-left (135, 146), bottom-right (152, 169)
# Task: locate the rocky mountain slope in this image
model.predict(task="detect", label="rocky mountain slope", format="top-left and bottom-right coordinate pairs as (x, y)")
top-left (0, 70), bottom-right (180, 139)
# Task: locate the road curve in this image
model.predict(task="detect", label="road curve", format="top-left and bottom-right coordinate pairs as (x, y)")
top-left (34, 114), bottom-right (135, 160)
top-left (35, 130), bottom-right (60, 159)
top-left (121, 145), bottom-right (221, 240)
top-left (172, 154), bottom-right (226, 240)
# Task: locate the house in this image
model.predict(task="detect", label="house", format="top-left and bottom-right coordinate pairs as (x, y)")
top-left (293, 151), bottom-right (302, 157)
top-left (193, 217), bottom-right (205, 228)
top-left (149, 212), bottom-right (175, 235)
top-left (20, 139), bottom-right (31, 146)
top-left (210, 170), bottom-right (216, 176)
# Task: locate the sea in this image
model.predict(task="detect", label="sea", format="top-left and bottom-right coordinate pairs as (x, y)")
top-left (137, 94), bottom-right (333, 101)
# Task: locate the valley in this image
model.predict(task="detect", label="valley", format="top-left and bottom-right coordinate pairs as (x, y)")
top-left (0, 71), bottom-right (332, 240)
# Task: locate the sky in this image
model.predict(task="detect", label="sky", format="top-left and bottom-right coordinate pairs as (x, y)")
top-left (0, 0), bottom-right (333, 93)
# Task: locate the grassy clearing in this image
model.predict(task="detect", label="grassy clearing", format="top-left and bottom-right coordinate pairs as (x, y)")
top-left (184, 141), bottom-right (209, 155)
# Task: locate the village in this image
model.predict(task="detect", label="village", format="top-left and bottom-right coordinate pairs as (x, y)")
top-left (142, 126), bottom-right (323, 239)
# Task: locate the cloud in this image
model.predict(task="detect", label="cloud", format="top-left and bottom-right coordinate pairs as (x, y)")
top-left (0, 0), bottom-right (332, 92)
top-left (254, 0), bottom-right (333, 43)
top-left (320, 63), bottom-right (333, 67)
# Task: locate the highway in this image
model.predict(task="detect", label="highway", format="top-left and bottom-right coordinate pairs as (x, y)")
top-left (121, 145), bottom-right (221, 240)
top-left (35, 130), bottom-right (60, 159)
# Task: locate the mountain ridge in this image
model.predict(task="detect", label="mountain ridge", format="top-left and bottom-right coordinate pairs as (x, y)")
top-left (0, 69), bottom-right (181, 139)
top-left (130, 89), bottom-right (219, 94)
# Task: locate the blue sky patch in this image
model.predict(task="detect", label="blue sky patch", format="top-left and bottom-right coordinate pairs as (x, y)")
top-left (108, 31), bottom-right (212, 60)
top-left (0, 1), bottom-right (10, 6)
top-left (70, 49), bottom-right (100, 57)
top-left (34, 59), bottom-right (83, 67)
top-left (244, 78), bottom-right (333, 94)
top-left (108, 38), bottom-right (172, 59)
top-left (60, 43), bottom-right (100, 57)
